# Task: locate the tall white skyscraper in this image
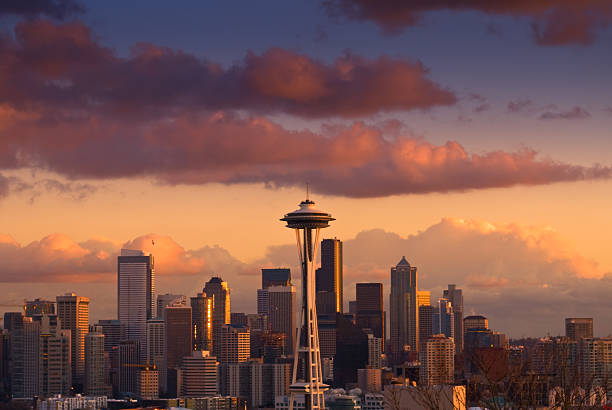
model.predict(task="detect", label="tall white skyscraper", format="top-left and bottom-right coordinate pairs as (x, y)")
top-left (118, 249), bottom-right (155, 362)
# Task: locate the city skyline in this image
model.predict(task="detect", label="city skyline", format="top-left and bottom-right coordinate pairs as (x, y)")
top-left (1, 0), bottom-right (612, 341)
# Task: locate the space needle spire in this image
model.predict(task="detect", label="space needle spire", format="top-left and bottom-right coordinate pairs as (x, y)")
top-left (281, 195), bottom-right (335, 410)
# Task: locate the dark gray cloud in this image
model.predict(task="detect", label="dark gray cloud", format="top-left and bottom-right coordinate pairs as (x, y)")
top-left (322, 0), bottom-right (612, 46)
top-left (0, 0), bottom-right (84, 19)
top-left (539, 106), bottom-right (591, 120)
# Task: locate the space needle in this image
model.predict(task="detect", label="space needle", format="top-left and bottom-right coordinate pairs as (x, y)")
top-left (281, 193), bottom-right (334, 410)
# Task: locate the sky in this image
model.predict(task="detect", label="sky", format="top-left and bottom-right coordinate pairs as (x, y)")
top-left (1, 0), bottom-right (612, 338)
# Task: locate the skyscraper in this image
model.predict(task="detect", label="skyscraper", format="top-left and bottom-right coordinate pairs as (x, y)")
top-left (443, 284), bottom-right (464, 353)
top-left (156, 294), bottom-right (187, 318)
top-left (356, 283), bottom-right (385, 352)
top-left (218, 325), bottom-right (250, 364)
top-left (191, 293), bottom-right (213, 351)
top-left (97, 319), bottom-right (126, 352)
top-left (203, 277), bottom-right (231, 356)
top-left (267, 285), bottom-right (296, 355)
top-left (164, 305), bottom-right (192, 377)
top-left (436, 298), bottom-right (455, 341)
top-left (334, 314), bottom-right (368, 387)
top-left (24, 298), bottom-right (55, 317)
top-left (390, 256), bottom-right (419, 361)
top-left (565, 318), bottom-right (593, 341)
top-left (85, 328), bottom-right (109, 396)
top-left (3, 311), bottom-right (24, 332)
top-left (118, 249), bottom-right (155, 363)
top-left (464, 315), bottom-right (488, 332)
top-left (179, 351), bottom-right (218, 397)
top-left (420, 334), bottom-right (455, 385)
top-left (261, 268), bottom-right (291, 289)
top-left (39, 314), bottom-right (71, 397)
top-left (316, 238), bottom-right (343, 314)
top-left (146, 318), bottom-right (165, 393)
top-left (56, 292), bottom-right (90, 384)
top-left (256, 289), bottom-right (270, 317)
top-left (418, 305), bottom-right (434, 346)
top-left (119, 340), bottom-right (140, 395)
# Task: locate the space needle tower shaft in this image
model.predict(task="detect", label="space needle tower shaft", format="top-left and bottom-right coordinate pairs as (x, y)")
top-left (281, 197), bottom-right (334, 410)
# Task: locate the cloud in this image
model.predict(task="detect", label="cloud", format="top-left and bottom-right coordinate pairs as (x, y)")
top-left (322, 0), bottom-right (612, 46)
top-left (0, 173), bottom-right (9, 198)
top-left (1, 111), bottom-right (611, 198)
top-left (0, 0), bottom-right (84, 19)
top-left (507, 98), bottom-right (535, 113)
top-left (263, 218), bottom-right (610, 336)
top-left (0, 20), bottom-right (455, 119)
top-left (0, 233), bottom-right (252, 284)
top-left (0, 173), bottom-right (99, 202)
top-left (539, 106), bottom-right (591, 120)
top-left (2, 218), bottom-right (611, 336)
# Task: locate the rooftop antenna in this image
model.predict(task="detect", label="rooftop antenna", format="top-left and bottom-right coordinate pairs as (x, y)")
top-left (306, 183), bottom-right (310, 200)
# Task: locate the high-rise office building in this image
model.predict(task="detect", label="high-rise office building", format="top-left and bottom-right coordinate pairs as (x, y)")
top-left (4, 312), bottom-right (24, 332)
top-left (443, 285), bottom-right (464, 353)
top-left (11, 317), bottom-right (40, 398)
top-left (390, 256), bottom-right (419, 360)
top-left (203, 277), bottom-right (231, 356)
top-left (137, 367), bottom-right (159, 400)
top-left (118, 340), bottom-right (140, 395)
top-left (156, 294), bottom-right (186, 318)
top-left (256, 289), bottom-right (270, 317)
top-left (24, 299), bottom-right (55, 317)
top-left (565, 318), bottom-right (593, 341)
top-left (464, 315), bottom-right (488, 332)
top-left (179, 351), bottom-right (218, 397)
top-left (97, 319), bottom-right (126, 352)
top-left (218, 325), bottom-right (250, 364)
top-left (357, 368), bottom-right (382, 393)
top-left (56, 293), bottom-right (90, 384)
top-left (436, 298), bottom-right (454, 341)
top-left (246, 314), bottom-right (268, 332)
top-left (191, 293), bottom-right (213, 352)
top-left (39, 314), bottom-right (71, 397)
top-left (418, 305), bottom-right (434, 346)
top-left (146, 318), bottom-right (165, 393)
top-left (250, 362), bottom-right (292, 408)
top-left (164, 306), bottom-right (192, 377)
top-left (316, 238), bottom-right (343, 314)
top-left (367, 333), bottom-right (383, 369)
top-left (85, 329), bottom-right (109, 396)
top-left (261, 268), bottom-right (291, 289)
top-left (578, 337), bottom-right (612, 390)
top-left (267, 285), bottom-right (296, 355)
top-left (118, 249), bottom-right (155, 362)
top-left (356, 283), bottom-right (385, 352)
top-left (334, 314), bottom-right (368, 387)
top-left (417, 290), bottom-right (430, 308)
top-left (420, 334), bottom-right (455, 385)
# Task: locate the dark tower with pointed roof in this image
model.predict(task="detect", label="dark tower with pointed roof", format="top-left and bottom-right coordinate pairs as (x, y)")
top-left (390, 256), bottom-right (419, 364)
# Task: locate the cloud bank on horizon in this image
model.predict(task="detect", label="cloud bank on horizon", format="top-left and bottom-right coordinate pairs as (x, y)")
top-left (0, 218), bottom-right (608, 336)
top-left (323, 0), bottom-right (612, 46)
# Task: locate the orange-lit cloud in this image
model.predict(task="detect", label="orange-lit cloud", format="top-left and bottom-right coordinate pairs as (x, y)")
top-left (323, 0), bottom-right (612, 46)
top-left (1, 111), bottom-right (610, 198)
top-left (0, 20), bottom-right (454, 119)
top-left (1, 218), bottom-right (610, 335)
top-left (0, 233), bottom-right (251, 283)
